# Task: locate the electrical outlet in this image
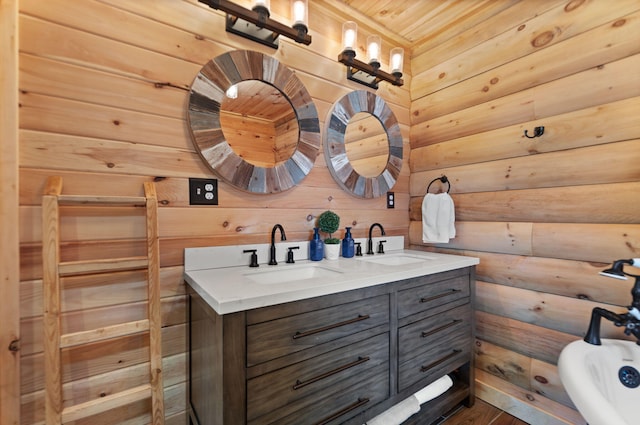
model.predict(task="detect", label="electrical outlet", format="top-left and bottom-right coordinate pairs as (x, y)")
top-left (189, 178), bottom-right (218, 205)
top-left (387, 192), bottom-right (395, 208)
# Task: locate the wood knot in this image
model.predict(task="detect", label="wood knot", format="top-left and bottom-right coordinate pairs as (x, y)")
top-left (106, 162), bottom-right (115, 168)
top-left (160, 199), bottom-right (170, 206)
top-left (613, 19), bottom-right (626, 28)
top-left (438, 72), bottom-right (446, 79)
top-left (577, 293), bottom-right (590, 300)
top-left (534, 375), bottom-right (548, 384)
top-left (531, 31), bottom-right (555, 48)
top-left (153, 176), bottom-right (166, 182)
top-left (235, 226), bottom-right (244, 232)
top-left (490, 77), bottom-right (499, 85)
top-left (112, 120), bottom-right (120, 126)
top-left (222, 221), bottom-right (229, 227)
top-left (306, 214), bottom-right (314, 222)
top-left (565, 0), bottom-right (586, 12)
top-left (517, 24), bottom-right (526, 31)
top-left (526, 394), bottom-right (535, 402)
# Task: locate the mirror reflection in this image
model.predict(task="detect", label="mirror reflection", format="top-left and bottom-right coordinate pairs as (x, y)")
top-left (344, 112), bottom-right (389, 178)
top-left (220, 80), bottom-right (299, 167)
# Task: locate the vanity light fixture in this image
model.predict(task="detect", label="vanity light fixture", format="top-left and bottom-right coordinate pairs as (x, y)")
top-left (338, 21), bottom-right (404, 89)
top-left (198, 0), bottom-right (311, 49)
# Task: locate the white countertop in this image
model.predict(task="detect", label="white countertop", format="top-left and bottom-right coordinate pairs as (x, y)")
top-left (184, 237), bottom-right (479, 315)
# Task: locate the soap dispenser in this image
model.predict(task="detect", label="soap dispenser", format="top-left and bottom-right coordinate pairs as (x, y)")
top-left (341, 227), bottom-right (355, 258)
top-left (309, 227), bottom-right (324, 261)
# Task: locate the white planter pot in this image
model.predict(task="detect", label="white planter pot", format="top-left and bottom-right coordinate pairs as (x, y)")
top-left (324, 244), bottom-right (340, 260)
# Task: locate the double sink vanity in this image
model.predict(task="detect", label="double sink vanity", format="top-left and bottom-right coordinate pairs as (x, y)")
top-left (185, 236), bottom-right (479, 425)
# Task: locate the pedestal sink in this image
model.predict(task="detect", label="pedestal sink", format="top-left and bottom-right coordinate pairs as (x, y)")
top-left (558, 338), bottom-right (640, 425)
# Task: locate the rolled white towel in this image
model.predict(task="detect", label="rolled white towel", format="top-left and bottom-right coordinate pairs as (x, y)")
top-left (365, 395), bottom-right (420, 425)
top-left (414, 375), bottom-right (453, 405)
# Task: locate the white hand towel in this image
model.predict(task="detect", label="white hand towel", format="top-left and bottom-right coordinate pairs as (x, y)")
top-left (422, 192), bottom-right (455, 243)
top-left (414, 375), bottom-right (454, 405)
top-left (365, 395), bottom-right (420, 425)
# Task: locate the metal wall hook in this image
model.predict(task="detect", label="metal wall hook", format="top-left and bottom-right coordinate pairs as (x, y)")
top-left (524, 126), bottom-right (545, 139)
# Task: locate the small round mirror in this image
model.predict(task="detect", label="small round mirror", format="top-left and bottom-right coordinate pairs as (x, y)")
top-left (325, 90), bottom-right (402, 198)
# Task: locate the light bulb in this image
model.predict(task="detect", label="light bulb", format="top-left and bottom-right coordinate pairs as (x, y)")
top-left (291, 0), bottom-right (307, 27)
top-left (390, 47), bottom-right (404, 75)
top-left (367, 35), bottom-right (381, 65)
top-left (342, 21), bottom-right (357, 52)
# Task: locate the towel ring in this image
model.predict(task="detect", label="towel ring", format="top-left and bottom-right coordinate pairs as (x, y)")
top-left (426, 176), bottom-right (450, 194)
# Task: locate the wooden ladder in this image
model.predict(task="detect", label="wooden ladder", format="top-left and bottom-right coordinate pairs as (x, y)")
top-left (42, 176), bottom-right (164, 424)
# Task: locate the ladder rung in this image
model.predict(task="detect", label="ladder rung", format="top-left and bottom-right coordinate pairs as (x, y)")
top-left (57, 194), bottom-right (147, 206)
top-left (60, 319), bottom-right (150, 348)
top-left (61, 384), bottom-right (152, 423)
top-left (59, 257), bottom-right (149, 276)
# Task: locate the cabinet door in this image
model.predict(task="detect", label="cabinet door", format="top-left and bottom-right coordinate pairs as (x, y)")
top-left (247, 333), bottom-right (389, 424)
top-left (247, 294), bottom-right (389, 366)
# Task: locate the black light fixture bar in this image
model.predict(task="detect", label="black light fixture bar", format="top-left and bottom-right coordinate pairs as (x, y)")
top-left (338, 51), bottom-right (404, 89)
top-left (198, 0), bottom-right (311, 49)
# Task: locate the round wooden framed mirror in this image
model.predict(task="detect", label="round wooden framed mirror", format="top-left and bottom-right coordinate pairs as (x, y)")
top-left (325, 90), bottom-right (403, 198)
top-left (187, 50), bottom-right (320, 194)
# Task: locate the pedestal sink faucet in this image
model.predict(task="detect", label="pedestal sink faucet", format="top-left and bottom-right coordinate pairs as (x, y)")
top-left (367, 223), bottom-right (385, 255)
top-left (269, 224), bottom-right (287, 265)
top-left (584, 258), bottom-right (640, 345)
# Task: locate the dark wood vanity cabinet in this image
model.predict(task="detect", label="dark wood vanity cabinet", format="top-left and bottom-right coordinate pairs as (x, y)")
top-left (188, 266), bottom-right (475, 425)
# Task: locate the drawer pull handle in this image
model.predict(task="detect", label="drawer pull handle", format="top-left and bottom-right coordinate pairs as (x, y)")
top-left (293, 356), bottom-right (370, 390)
top-left (421, 319), bottom-right (463, 338)
top-left (292, 314), bottom-right (370, 339)
top-left (314, 397), bottom-right (370, 425)
top-left (420, 289), bottom-right (461, 303)
top-left (420, 349), bottom-right (462, 373)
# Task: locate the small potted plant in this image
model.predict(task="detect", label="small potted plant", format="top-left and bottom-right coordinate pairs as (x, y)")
top-left (317, 210), bottom-right (340, 260)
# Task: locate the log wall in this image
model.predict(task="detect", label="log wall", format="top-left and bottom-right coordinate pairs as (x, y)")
top-left (409, 1), bottom-right (640, 423)
top-left (16, 0), bottom-right (410, 423)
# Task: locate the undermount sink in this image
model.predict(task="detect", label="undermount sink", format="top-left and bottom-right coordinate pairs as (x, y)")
top-left (558, 338), bottom-right (640, 425)
top-left (357, 253), bottom-right (435, 266)
top-left (243, 264), bottom-right (343, 285)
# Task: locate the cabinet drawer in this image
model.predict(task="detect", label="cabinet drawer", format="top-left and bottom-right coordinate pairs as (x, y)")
top-left (397, 275), bottom-right (469, 319)
top-left (247, 294), bottom-right (389, 366)
top-left (247, 333), bottom-right (389, 425)
top-left (398, 331), bottom-right (470, 391)
top-left (398, 304), bottom-right (471, 365)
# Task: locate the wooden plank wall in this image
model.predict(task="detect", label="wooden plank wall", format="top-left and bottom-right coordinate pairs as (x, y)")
top-left (408, 1), bottom-right (640, 424)
top-left (16, 0), bottom-right (410, 423)
top-left (1, 0), bottom-right (20, 424)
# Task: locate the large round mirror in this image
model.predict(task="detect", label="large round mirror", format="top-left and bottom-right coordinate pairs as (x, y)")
top-left (187, 50), bottom-right (320, 194)
top-left (325, 90), bottom-right (402, 198)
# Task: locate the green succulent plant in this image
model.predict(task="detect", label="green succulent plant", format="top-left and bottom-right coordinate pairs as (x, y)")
top-left (317, 210), bottom-right (340, 244)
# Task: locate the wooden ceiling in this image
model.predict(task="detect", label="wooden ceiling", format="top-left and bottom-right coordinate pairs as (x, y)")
top-left (317, 0), bottom-right (520, 53)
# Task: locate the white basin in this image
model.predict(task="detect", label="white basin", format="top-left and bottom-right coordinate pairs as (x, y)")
top-left (357, 253), bottom-right (435, 266)
top-left (558, 338), bottom-right (640, 425)
top-left (243, 264), bottom-right (343, 285)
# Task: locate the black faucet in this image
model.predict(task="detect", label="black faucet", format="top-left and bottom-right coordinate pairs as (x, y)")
top-left (269, 224), bottom-right (286, 265)
top-left (367, 223), bottom-right (385, 255)
top-left (584, 258), bottom-right (640, 345)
